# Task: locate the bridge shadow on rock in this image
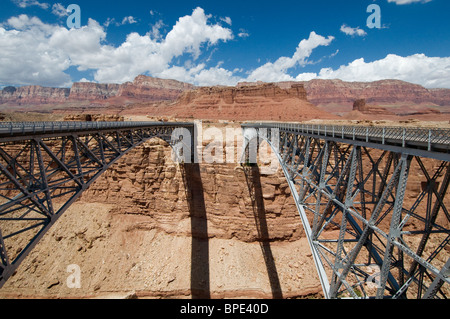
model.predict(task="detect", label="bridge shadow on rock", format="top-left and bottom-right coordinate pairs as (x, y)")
top-left (243, 164), bottom-right (283, 299)
top-left (180, 163), bottom-right (210, 299)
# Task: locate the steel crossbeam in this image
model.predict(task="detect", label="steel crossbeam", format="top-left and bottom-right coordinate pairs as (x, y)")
top-left (0, 121), bottom-right (194, 288)
top-left (0, 119), bottom-right (448, 299)
top-left (242, 122), bottom-right (450, 299)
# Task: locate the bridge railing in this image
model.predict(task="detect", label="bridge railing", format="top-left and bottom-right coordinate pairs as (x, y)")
top-left (243, 121), bottom-right (450, 298)
top-left (0, 121), bottom-right (193, 137)
top-left (243, 122), bottom-right (450, 152)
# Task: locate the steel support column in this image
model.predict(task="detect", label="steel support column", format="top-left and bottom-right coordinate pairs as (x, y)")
top-left (0, 121), bottom-right (194, 288)
top-left (243, 123), bottom-right (450, 299)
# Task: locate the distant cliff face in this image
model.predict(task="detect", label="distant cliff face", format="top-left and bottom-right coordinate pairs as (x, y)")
top-left (430, 88), bottom-right (450, 106)
top-left (352, 98), bottom-right (395, 116)
top-left (291, 79), bottom-right (450, 106)
top-left (68, 82), bottom-right (120, 101)
top-left (1, 77), bottom-right (449, 119)
top-left (117, 75), bottom-right (194, 101)
top-left (157, 83), bottom-right (338, 121)
top-left (0, 85), bottom-right (69, 105)
top-left (180, 83), bottom-right (307, 105)
top-left (0, 75), bottom-right (194, 106)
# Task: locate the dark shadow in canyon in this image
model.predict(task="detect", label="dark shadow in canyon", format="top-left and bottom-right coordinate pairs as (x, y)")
top-left (181, 163), bottom-right (210, 299)
top-left (243, 164), bottom-right (283, 299)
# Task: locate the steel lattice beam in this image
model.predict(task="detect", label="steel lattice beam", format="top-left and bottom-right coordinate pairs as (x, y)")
top-left (0, 121), bottom-right (194, 288)
top-left (242, 123), bottom-right (450, 299)
top-left (1, 120), bottom-right (449, 299)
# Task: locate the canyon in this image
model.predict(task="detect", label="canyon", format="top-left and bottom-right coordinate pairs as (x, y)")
top-left (0, 75), bottom-right (194, 112)
top-left (0, 131), bottom-right (323, 299)
top-left (0, 75), bottom-right (449, 299)
top-left (124, 83), bottom-right (340, 122)
top-left (1, 75), bottom-right (450, 121)
top-left (0, 120), bottom-right (448, 300)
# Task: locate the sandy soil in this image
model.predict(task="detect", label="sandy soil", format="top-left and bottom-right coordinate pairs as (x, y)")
top-left (0, 202), bottom-right (322, 299)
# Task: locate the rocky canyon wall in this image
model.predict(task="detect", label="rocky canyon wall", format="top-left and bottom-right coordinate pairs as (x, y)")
top-left (288, 79), bottom-right (450, 106)
top-left (0, 131), bottom-right (323, 299)
top-left (0, 123), bottom-right (448, 299)
top-left (136, 83), bottom-right (338, 122)
top-left (3, 77), bottom-right (449, 116)
top-left (0, 75), bottom-right (194, 106)
top-left (0, 85), bottom-right (70, 105)
top-left (68, 83), bottom-right (120, 101)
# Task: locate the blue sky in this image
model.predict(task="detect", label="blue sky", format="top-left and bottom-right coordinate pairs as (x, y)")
top-left (0, 0), bottom-right (449, 88)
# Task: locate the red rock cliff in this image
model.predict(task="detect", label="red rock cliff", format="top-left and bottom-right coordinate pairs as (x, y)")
top-left (0, 75), bottom-right (195, 106)
top-left (294, 79), bottom-right (449, 106)
top-left (68, 82), bottom-right (120, 101)
top-left (117, 75), bottom-right (195, 101)
top-left (181, 83), bottom-right (307, 105)
top-left (156, 83), bottom-right (338, 121)
top-left (0, 85), bottom-right (69, 105)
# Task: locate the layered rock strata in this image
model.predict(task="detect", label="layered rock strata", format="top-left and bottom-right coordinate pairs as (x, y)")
top-left (142, 83), bottom-right (338, 121)
top-left (0, 85), bottom-right (69, 105)
top-left (290, 79), bottom-right (450, 106)
top-left (352, 99), bottom-right (396, 116)
top-left (0, 123), bottom-right (448, 299)
top-left (2, 77), bottom-right (450, 121)
top-left (117, 75), bottom-right (194, 101)
top-left (0, 133), bottom-right (323, 299)
top-left (0, 75), bottom-right (194, 106)
top-left (68, 83), bottom-right (120, 101)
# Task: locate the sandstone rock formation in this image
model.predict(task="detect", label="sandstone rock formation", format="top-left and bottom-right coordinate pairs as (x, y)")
top-left (294, 79), bottom-right (450, 106)
top-left (0, 85), bottom-right (69, 105)
top-left (2, 76), bottom-right (450, 121)
top-left (117, 75), bottom-right (194, 101)
top-left (0, 132), bottom-right (323, 299)
top-left (348, 98), bottom-right (441, 121)
top-left (134, 83), bottom-right (338, 122)
top-left (272, 79), bottom-right (450, 120)
top-left (180, 83), bottom-right (307, 105)
top-left (0, 75), bottom-right (194, 107)
top-left (68, 83), bottom-right (120, 101)
top-left (352, 98), bottom-right (395, 116)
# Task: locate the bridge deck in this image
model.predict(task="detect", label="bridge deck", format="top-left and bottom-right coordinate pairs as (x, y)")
top-left (0, 121), bottom-right (194, 142)
top-left (0, 120), bottom-right (449, 298)
top-left (243, 122), bottom-right (450, 161)
top-left (242, 121), bottom-right (450, 299)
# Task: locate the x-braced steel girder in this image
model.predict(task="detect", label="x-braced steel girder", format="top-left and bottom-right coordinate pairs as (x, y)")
top-left (0, 121), bottom-right (194, 287)
top-left (242, 123), bottom-right (450, 299)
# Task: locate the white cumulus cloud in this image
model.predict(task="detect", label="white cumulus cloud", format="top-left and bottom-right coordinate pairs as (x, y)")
top-left (340, 24), bottom-right (367, 37)
top-left (301, 53), bottom-right (450, 88)
top-left (12, 0), bottom-right (49, 9)
top-left (220, 17), bottom-right (232, 26)
top-left (247, 31), bottom-right (334, 82)
top-left (2, 7), bottom-right (449, 89)
top-left (238, 29), bottom-right (249, 38)
top-left (0, 7), bottom-right (234, 86)
top-left (387, 0), bottom-right (432, 4)
top-left (121, 16), bottom-right (138, 25)
top-left (0, 15), bottom-right (71, 87)
top-left (51, 3), bottom-right (68, 17)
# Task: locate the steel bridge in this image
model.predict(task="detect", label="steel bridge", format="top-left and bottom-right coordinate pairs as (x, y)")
top-left (0, 121), bottom-right (194, 288)
top-left (0, 120), bottom-right (449, 299)
top-left (242, 123), bottom-right (450, 299)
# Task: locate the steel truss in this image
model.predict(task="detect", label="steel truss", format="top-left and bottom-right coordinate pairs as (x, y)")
top-left (0, 122), bottom-right (194, 287)
top-left (242, 123), bottom-right (450, 299)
